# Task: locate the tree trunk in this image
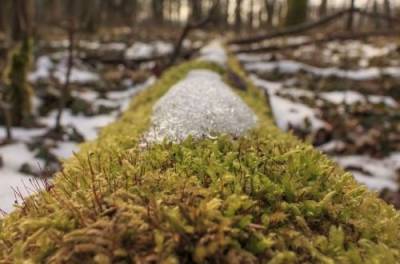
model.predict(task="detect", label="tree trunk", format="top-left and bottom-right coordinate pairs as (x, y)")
top-left (346, 0), bottom-right (355, 31)
top-left (211, 0), bottom-right (223, 27)
top-left (0, 0), bottom-right (11, 36)
top-left (55, 2), bottom-right (76, 132)
top-left (265, 0), bottom-right (276, 27)
top-left (319, 0), bottom-right (328, 18)
top-left (1, 102), bottom-right (12, 141)
top-left (189, 0), bottom-right (202, 22)
top-left (372, 0), bottom-right (381, 29)
top-left (224, 0), bottom-right (230, 26)
top-left (384, 0), bottom-right (392, 27)
top-left (11, 0), bottom-right (34, 42)
top-left (248, 0), bottom-right (255, 28)
top-left (285, 0), bottom-right (309, 26)
top-left (152, 0), bottom-right (164, 24)
top-left (235, 0), bottom-right (243, 31)
top-left (357, 0), bottom-right (372, 29)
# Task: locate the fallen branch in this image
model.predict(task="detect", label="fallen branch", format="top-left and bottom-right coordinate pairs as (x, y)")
top-left (167, 2), bottom-right (217, 67)
top-left (234, 30), bottom-right (400, 54)
top-left (81, 48), bottom-right (200, 69)
top-left (229, 8), bottom-right (352, 45)
top-left (229, 7), bottom-right (399, 46)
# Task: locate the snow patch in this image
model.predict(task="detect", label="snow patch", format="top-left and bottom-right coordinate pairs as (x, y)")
top-left (145, 70), bottom-right (257, 143)
top-left (320, 91), bottom-right (398, 107)
top-left (29, 55), bottom-right (99, 84)
top-left (245, 60), bottom-right (400, 81)
top-left (199, 40), bottom-right (227, 66)
top-left (333, 154), bottom-right (400, 191)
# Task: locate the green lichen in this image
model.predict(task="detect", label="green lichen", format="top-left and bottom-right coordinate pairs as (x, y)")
top-left (0, 56), bottom-right (399, 263)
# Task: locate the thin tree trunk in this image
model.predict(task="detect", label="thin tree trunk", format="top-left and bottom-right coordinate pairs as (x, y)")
top-left (189, 0), bottom-right (202, 21)
top-left (152, 0), bottom-right (164, 24)
top-left (224, 0), bottom-right (230, 26)
top-left (2, 102), bottom-right (12, 141)
top-left (235, 0), bottom-right (243, 31)
top-left (265, 0), bottom-right (276, 27)
top-left (0, 79), bottom-right (12, 141)
top-left (319, 0), bottom-right (328, 18)
top-left (285, 0), bottom-right (309, 26)
top-left (11, 0), bottom-right (34, 42)
top-left (357, 0), bottom-right (372, 29)
top-left (55, 19), bottom-right (75, 132)
top-left (384, 0), bottom-right (392, 27)
top-left (248, 0), bottom-right (255, 28)
top-left (372, 0), bottom-right (381, 29)
top-left (211, 0), bottom-right (223, 27)
top-left (346, 0), bottom-right (355, 31)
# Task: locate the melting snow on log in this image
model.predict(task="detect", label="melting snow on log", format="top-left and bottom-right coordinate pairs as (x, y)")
top-left (145, 70), bottom-right (257, 143)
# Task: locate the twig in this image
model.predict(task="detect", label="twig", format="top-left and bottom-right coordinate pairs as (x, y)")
top-left (167, 1), bottom-right (217, 67)
top-left (234, 30), bottom-right (400, 54)
top-left (229, 7), bottom-right (400, 46)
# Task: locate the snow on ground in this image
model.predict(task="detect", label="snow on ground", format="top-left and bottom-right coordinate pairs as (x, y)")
top-left (0, 77), bottom-right (154, 213)
top-left (0, 143), bottom-right (46, 213)
top-left (250, 75), bottom-right (327, 132)
top-left (244, 59), bottom-right (400, 81)
top-left (291, 40), bottom-right (399, 67)
top-left (41, 111), bottom-right (116, 141)
top-left (199, 40), bottom-right (227, 66)
top-left (125, 42), bottom-right (154, 59)
top-left (29, 55), bottom-right (100, 83)
top-left (125, 41), bottom-right (174, 59)
top-left (241, 40), bottom-right (400, 194)
top-left (237, 53), bottom-right (276, 63)
top-left (323, 41), bottom-right (398, 65)
top-left (269, 95), bottom-right (326, 131)
top-left (145, 70), bottom-right (257, 143)
top-left (320, 91), bottom-right (398, 107)
top-left (333, 153), bottom-right (400, 191)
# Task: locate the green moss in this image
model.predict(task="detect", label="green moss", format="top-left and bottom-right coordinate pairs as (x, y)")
top-left (0, 56), bottom-right (399, 263)
top-left (3, 37), bottom-right (34, 126)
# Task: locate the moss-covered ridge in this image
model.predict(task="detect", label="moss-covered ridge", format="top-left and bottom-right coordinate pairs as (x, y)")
top-left (0, 57), bottom-right (399, 263)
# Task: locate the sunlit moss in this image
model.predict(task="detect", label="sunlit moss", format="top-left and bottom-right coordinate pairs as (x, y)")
top-left (0, 55), bottom-right (399, 263)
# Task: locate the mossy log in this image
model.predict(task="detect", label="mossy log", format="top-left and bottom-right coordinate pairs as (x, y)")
top-left (0, 53), bottom-right (399, 263)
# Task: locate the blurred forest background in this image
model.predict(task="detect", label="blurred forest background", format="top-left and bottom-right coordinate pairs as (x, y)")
top-left (1, 0), bottom-right (400, 213)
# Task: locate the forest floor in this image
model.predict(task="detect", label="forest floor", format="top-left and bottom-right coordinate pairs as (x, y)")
top-left (1, 31), bottom-right (400, 213)
top-left (237, 35), bottom-right (400, 208)
top-left (0, 31), bottom-right (206, 213)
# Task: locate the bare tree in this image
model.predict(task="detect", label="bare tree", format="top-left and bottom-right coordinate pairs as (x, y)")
top-left (168, 3), bottom-right (217, 67)
top-left (189, 0), bottom-right (203, 22)
top-left (54, 2), bottom-right (77, 132)
top-left (235, 0), bottom-right (243, 31)
top-left (285, 0), bottom-right (309, 26)
top-left (0, 81), bottom-right (12, 142)
top-left (248, 0), bottom-right (255, 28)
top-left (265, 0), bottom-right (276, 27)
top-left (346, 0), bottom-right (355, 31)
top-left (319, 0), bottom-right (328, 17)
top-left (372, 0), bottom-right (381, 29)
top-left (224, 0), bottom-right (230, 26)
top-left (384, 0), bottom-right (392, 27)
top-left (152, 0), bottom-right (164, 24)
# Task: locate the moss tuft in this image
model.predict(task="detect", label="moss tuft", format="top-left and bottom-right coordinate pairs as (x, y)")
top-left (0, 55), bottom-right (399, 263)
